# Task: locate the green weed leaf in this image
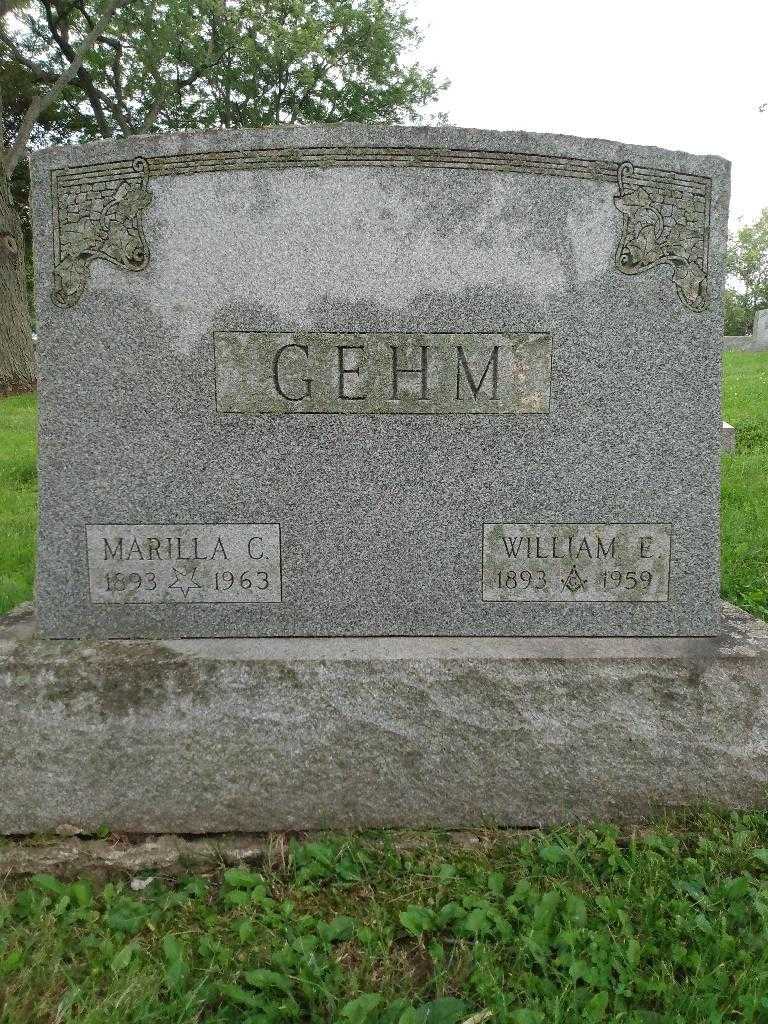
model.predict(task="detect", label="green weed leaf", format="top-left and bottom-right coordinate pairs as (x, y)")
top-left (162, 933), bottom-right (187, 990)
top-left (31, 874), bottom-right (65, 895)
top-left (585, 992), bottom-right (610, 1019)
top-left (162, 933), bottom-right (183, 962)
top-left (319, 915), bottom-right (356, 942)
top-left (340, 992), bottom-right (384, 1022)
top-left (70, 881), bottom-right (92, 908)
top-left (399, 905), bottom-right (435, 935)
top-left (510, 1011), bottom-right (544, 1024)
top-left (110, 944), bottom-right (135, 972)
top-left (223, 890), bottom-right (251, 907)
top-left (223, 867), bottom-right (264, 889)
top-left (105, 899), bottom-right (147, 935)
top-left (244, 968), bottom-right (293, 994)
top-left (218, 982), bottom-right (262, 1009)
top-left (459, 907), bottom-right (493, 936)
top-left (538, 846), bottom-right (568, 864)
top-left (487, 871), bottom-right (505, 894)
top-left (0, 949), bottom-right (23, 975)
top-left (414, 997), bottom-right (469, 1022)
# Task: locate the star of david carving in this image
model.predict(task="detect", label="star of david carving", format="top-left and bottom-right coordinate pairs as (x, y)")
top-left (167, 565), bottom-right (202, 599)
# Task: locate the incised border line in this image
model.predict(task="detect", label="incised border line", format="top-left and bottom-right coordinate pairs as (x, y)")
top-left (49, 146), bottom-right (712, 312)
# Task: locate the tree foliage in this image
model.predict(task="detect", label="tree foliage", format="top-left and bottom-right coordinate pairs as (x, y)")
top-left (2, 0), bottom-right (446, 148)
top-left (725, 208), bottom-right (768, 335)
top-left (0, 0), bottom-right (445, 389)
top-left (2, 0), bottom-right (446, 273)
top-left (2, 0), bottom-right (126, 377)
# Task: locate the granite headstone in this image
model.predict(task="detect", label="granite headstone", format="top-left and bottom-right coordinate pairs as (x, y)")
top-left (31, 125), bottom-right (729, 639)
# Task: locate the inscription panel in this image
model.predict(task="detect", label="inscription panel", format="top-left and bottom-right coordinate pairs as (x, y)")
top-left (86, 524), bottom-right (281, 603)
top-left (482, 524), bottom-right (671, 603)
top-left (214, 332), bottom-right (552, 415)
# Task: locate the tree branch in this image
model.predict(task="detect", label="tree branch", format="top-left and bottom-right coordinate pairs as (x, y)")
top-left (140, 89), bottom-right (167, 134)
top-left (4, 0), bottom-right (127, 173)
top-left (103, 36), bottom-right (134, 134)
top-left (0, 29), bottom-right (59, 83)
top-left (3, 0), bottom-right (127, 174)
top-left (37, 0), bottom-right (119, 142)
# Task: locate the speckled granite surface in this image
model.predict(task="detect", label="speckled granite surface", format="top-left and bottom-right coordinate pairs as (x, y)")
top-left (1, 601), bottom-right (766, 834)
top-left (30, 125), bottom-right (729, 638)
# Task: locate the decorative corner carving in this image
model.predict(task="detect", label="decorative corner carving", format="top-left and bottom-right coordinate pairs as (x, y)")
top-left (48, 147), bottom-right (712, 314)
top-left (52, 157), bottom-right (153, 307)
top-left (613, 161), bottom-right (709, 312)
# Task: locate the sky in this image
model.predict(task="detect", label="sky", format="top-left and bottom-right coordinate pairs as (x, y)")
top-left (408, 0), bottom-right (768, 230)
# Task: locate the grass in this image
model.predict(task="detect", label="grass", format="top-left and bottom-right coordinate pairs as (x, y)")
top-left (4, 816), bottom-right (768, 1021)
top-left (1, 353), bottom-right (767, 618)
top-left (0, 394), bottom-right (36, 616)
top-left (1, 359), bottom-right (768, 1018)
top-left (722, 352), bottom-right (768, 618)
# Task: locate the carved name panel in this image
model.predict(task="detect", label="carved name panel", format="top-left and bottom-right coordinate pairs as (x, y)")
top-left (86, 524), bottom-right (281, 603)
top-left (215, 332), bottom-right (552, 415)
top-left (482, 524), bottom-right (671, 602)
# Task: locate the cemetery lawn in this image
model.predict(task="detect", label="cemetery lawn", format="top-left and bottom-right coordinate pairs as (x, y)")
top-left (0, 367), bottom-right (767, 1021)
top-left (2, 353), bottom-right (768, 619)
top-left (4, 815), bottom-right (768, 1021)
top-left (0, 394), bottom-right (36, 617)
top-left (722, 352), bottom-right (768, 619)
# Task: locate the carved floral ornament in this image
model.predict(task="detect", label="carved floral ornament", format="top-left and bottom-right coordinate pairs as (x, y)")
top-left (52, 157), bottom-right (152, 307)
top-left (50, 148), bottom-right (711, 311)
top-left (613, 161), bottom-right (709, 312)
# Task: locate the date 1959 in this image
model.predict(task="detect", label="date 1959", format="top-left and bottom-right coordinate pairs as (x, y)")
top-left (493, 569), bottom-right (656, 593)
top-left (482, 523), bottom-right (672, 603)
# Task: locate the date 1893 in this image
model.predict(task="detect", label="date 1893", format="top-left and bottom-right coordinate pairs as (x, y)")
top-left (86, 523), bottom-right (282, 604)
top-left (482, 523), bottom-right (671, 603)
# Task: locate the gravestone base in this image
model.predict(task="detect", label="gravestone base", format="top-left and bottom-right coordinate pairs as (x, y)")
top-left (2, 601), bottom-right (767, 835)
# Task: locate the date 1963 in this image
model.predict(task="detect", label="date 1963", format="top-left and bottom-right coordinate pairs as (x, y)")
top-left (103, 568), bottom-right (272, 596)
top-left (86, 524), bottom-right (282, 604)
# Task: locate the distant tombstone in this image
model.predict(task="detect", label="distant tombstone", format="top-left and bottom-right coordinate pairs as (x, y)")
top-left (30, 125), bottom-right (729, 639)
top-left (754, 309), bottom-right (768, 340)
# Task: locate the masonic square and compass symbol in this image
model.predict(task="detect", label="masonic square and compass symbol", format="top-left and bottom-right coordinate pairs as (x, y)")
top-left (167, 565), bottom-right (202, 599)
top-left (561, 565), bottom-right (587, 595)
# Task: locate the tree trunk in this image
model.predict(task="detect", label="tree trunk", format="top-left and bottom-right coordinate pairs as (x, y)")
top-left (0, 175), bottom-right (36, 396)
